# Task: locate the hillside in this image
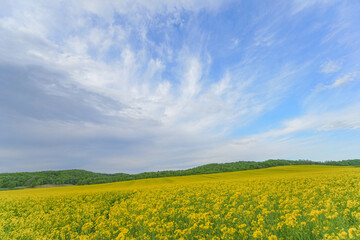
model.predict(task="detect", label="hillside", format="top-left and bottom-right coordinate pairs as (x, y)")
top-left (1, 166), bottom-right (360, 239)
top-left (1, 159), bottom-right (359, 190)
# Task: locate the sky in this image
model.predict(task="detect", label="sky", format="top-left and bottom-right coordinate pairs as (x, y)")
top-left (1, 0), bottom-right (360, 173)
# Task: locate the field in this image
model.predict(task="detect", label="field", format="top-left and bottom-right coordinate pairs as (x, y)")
top-left (1, 166), bottom-right (360, 239)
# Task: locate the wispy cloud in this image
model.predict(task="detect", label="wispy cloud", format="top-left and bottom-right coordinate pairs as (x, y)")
top-left (322, 72), bottom-right (358, 89)
top-left (1, 0), bottom-right (360, 172)
top-left (291, 0), bottom-right (339, 14)
top-left (320, 59), bottom-right (341, 74)
top-left (253, 103), bottom-right (360, 139)
top-left (327, 72), bottom-right (357, 88)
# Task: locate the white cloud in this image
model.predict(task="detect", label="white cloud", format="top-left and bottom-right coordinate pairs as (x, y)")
top-left (2, 0), bottom-right (359, 173)
top-left (181, 58), bottom-right (202, 98)
top-left (292, 0), bottom-right (339, 14)
top-left (254, 31), bottom-right (275, 47)
top-left (188, 103), bottom-right (360, 166)
top-left (326, 72), bottom-right (357, 89)
top-left (1, 0), bottom-right (284, 172)
top-left (252, 103), bottom-right (360, 139)
top-left (320, 60), bottom-right (341, 73)
top-left (230, 38), bottom-right (239, 49)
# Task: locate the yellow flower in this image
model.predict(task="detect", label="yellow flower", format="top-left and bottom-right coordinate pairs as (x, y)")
top-left (253, 229), bottom-right (262, 238)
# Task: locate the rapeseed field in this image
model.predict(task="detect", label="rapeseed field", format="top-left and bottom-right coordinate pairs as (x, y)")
top-left (1, 165), bottom-right (360, 239)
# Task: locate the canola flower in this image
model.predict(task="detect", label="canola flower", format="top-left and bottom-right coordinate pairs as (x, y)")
top-left (0, 165), bottom-right (360, 239)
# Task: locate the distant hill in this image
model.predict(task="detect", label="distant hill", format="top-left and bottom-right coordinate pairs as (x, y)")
top-left (1, 159), bottom-right (360, 190)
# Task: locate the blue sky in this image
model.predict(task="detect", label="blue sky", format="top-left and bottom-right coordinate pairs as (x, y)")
top-left (1, 0), bottom-right (360, 173)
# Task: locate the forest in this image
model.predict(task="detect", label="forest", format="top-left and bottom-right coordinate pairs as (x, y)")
top-left (1, 159), bottom-right (359, 189)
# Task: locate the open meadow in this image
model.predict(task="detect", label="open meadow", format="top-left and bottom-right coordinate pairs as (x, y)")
top-left (1, 165), bottom-right (360, 239)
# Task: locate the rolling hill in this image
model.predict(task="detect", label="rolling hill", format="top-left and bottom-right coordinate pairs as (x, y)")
top-left (1, 159), bottom-right (359, 190)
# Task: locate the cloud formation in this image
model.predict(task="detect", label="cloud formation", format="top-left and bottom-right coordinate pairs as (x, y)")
top-left (320, 60), bottom-right (341, 74)
top-left (1, 0), bottom-right (360, 173)
top-left (325, 72), bottom-right (358, 89)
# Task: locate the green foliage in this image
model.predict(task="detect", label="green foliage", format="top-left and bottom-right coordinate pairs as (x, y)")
top-left (0, 159), bottom-right (359, 189)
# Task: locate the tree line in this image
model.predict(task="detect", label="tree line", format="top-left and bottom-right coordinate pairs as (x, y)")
top-left (1, 159), bottom-right (359, 189)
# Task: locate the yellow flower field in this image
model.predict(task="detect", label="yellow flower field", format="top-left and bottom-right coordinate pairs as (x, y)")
top-left (1, 165), bottom-right (360, 239)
